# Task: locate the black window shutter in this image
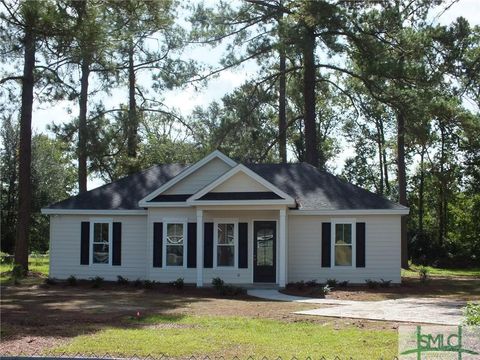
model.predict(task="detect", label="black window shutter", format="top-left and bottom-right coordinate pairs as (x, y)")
top-left (80, 221), bottom-right (90, 265)
top-left (153, 222), bottom-right (163, 267)
top-left (238, 222), bottom-right (248, 268)
top-left (204, 222), bottom-right (214, 268)
top-left (112, 222), bottom-right (121, 266)
top-left (321, 222), bottom-right (331, 267)
top-left (187, 222), bottom-right (197, 268)
top-left (356, 222), bottom-right (366, 267)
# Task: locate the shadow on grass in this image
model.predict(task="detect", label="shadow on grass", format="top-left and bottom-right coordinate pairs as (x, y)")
top-left (0, 280), bottom-right (222, 342)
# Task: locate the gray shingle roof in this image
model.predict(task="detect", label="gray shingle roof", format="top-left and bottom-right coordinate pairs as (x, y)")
top-left (247, 163), bottom-right (406, 210)
top-left (47, 162), bottom-right (406, 211)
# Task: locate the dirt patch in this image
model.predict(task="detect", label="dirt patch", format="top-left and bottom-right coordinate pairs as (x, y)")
top-left (282, 277), bottom-right (480, 301)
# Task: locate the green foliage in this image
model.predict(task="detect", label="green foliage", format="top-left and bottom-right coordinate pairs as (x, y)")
top-left (67, 275), bottom-right (77, 286)
top-left (463, 303), bottom-right (480, 325)
top-left (168, 277), bottom-right (184, 290)
top-left (117, 276), bottom-right (129, 285)
top-left (211, 277), bottom-right (245, 296)
top-left (365, 279), bottom-right (380, 289)
top-left (419, 266), bottom-right (429, 283)
top-left (326, 279), bottom-right (338, 287)
top-left (90, 276), bottom-right (104, 288)
top-left (380, 279), bottom-right (392, 288)
top-left (143, 280), bottom-right (155, 289)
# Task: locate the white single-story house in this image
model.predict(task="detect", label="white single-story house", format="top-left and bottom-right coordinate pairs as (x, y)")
top-left (42, 150), bottom-right (409, 287)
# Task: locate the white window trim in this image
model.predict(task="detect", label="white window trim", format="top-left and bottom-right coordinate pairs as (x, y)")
top-left (90, 218), bottom-right (113, 266)
top-left (331, 218), bottom-right (356, 268)
top-left (213, 218), bottom-right (238, 269)
top-left (163, 219), bottom-right (188, 269)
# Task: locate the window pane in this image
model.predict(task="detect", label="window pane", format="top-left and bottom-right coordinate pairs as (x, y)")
top-left (166, 245), bottom-right (183, 266)
top-left (218, 224), bottom-right (234, 245)
top-left (335, 245), bottom-right (352, 266)
top-left (93, 243), bottom-right (109, 264)
top-left (256, 228), bottom-right (274, 266)
top-left (335, 224), bottom-right (352, 245)
top-left (167, 223), bottom-right (184, 244)
top-left (94, 223), bottom-right (109, 243)
top-left (217, 246), bottom-right (234, 266)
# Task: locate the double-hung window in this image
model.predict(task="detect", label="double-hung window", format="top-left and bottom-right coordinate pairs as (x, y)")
top-left (333, 222), bottom-right (354, 266)
top-left (166, 223), bottom-right (185, 266)
top-left (92, 221), bottom-right (111, 264)
top-left (216, 222), bottom-right (236, 267)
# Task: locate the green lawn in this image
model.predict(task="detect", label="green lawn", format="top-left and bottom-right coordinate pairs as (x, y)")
top-left (0, 255), bottom-right (49, 284)
top-left (402, 264), bottom-right (480, 278)
top-left (52, 314), bottom-right (397, 359)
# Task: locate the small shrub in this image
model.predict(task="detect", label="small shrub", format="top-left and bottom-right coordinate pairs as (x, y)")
top-left (295, 280), bottom-right (306, 290)
top-left (0, 251), bottom-right (12, 264)
top-left (419, 266), bottom-right (429, 283)
top-left (211, 277), bottom-right (245, 296)
top-left (338, 280), bottom-right (349, 287)
top-left (211, 277), bottom-right (225, 290)
top-left (323, 284), bottom-right (332, 295)
top-left (365, 279), bottom-right (380, 289)
top-left (144, 280), bottom-right (155, 289)
top-left (90, 276), bottom-right (104, 288)
top-left (219, 284), bottom-right (246, 296)
top-left (67, 275), bottom-right (77, 286)
top-left (169, 277), bottom-right (184, 290)
top-left (133, 278), bottom-right (142, 287)
top-left (463, 302), bottom-right (480, 325)
top-left (44, 277), bottom-right (57, 285)
top-left (306, 279), bottom-right (318, 287)
top-left (326, 279), bottom-right (338, 288)
top-left (117, 275), bottom-right (129, 285)
top-left (380, 279), bottom-right (392, 288)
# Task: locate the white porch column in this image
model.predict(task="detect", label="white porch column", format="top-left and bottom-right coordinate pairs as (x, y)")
top-left (196, 209), bottom-right (204, 287)
top-left (279, 208), bottom-right (287, 287)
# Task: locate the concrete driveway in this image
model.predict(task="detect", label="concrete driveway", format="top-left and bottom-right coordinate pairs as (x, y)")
top-left (247, 289), bottom-right (465, 325)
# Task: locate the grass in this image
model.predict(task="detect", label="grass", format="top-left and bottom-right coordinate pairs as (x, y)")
top-left (0, 255), bottom-right (49, 284)
top-left (402, 264), bottom-right (480, 278)
top-left (52, 314), bottom-right (397, 359)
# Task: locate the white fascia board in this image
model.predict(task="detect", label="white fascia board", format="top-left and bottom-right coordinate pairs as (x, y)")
top-left (288, 209), bottom-right (410, 216)
top-left (41, 209), bottom-right (148, 215)
top-left (138, 202), bottom-right (192, 208)
top-left (191, 199), bottom-right (296, 206)
top-left (187, 164), bottom-right (296, 204)
top-left (138, 150), bottom-right (237, 205)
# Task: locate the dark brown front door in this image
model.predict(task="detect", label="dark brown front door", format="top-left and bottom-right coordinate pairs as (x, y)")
top-left (253, 221), bottom-right (276, 283)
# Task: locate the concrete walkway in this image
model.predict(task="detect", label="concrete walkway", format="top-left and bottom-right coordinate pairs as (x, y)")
top-left (247, 289), bottom-right (465, 325)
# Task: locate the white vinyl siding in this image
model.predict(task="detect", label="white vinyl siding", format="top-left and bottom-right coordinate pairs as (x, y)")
top-left (49, 215), bottom-right (147, 280)
top-left (211, 171), bottom-right (270, 192)
top-left (164, 157), bottom-right (232, 195)
top-left (288, 215), bottom-right (401, 283)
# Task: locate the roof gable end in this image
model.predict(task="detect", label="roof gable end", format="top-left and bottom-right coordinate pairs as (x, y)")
top-left (187, 164), bottom-right (296, 206)
top-left (138, 150), bottom-right (236, 206)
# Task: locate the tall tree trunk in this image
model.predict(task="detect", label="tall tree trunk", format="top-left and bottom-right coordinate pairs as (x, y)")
top-left (78, 58), bottom-right (90, 194)
top-left (397, 109), bottom-right (408, 268)
top-left (302, 26), bottom-right (318, 167)
top-left (15, 15), bottom-right (36, 271)
top-left (438, 125), bottom-right (447, 245)
top-left (278, 46), bottom-right (287, 163)
top-left (127, 42), bottom-right (138, 159)
top-left (374, 118), bottom-right (384, 195)
top-left (418, 145), bottom-right (425, 234)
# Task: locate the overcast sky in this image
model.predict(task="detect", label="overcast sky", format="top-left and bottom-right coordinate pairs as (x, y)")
top-left (28, 0), bottom-right (480, 189)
